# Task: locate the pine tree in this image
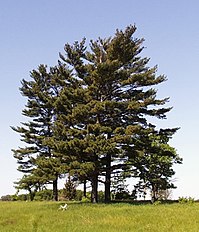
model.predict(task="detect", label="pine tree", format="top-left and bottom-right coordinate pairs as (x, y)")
top-left (57, 25), bottom-right (178, 203)
top-left (12, 64), bottom-right (69, 201)
top-left (14, 174), bottom-right (42, 201)
top-left (131, 128), bottom-right (182, 202)
top-left (53, 39), bottom-right (99, 203)
top-left (62, 175), bottom-right (77, 200)
top-left (13, 25), bottom-right (181, 204)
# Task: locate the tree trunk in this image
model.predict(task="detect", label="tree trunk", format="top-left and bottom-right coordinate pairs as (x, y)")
top-left (151, 184), bottom-right (157, 203)
top-left (53, 177), bottom-right (58, 201)
top-left (105, 153), bottom-right (111, 203)
top-left (29, 190), bottom-right (35, 201)
top-left (83, 179), bottom-right (87, 198)
top-left (91, 174), bottom-right (98, 203)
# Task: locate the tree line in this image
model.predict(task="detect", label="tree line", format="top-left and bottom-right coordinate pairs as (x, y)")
top-left (12, 25), bottom-right (182, 203)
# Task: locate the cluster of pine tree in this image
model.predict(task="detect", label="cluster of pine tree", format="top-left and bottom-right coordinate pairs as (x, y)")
top-left (12, 25), bottom-right (182, 203)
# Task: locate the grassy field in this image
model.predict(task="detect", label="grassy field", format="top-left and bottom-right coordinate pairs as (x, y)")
top-left (0, 201), bottom-right (199, 232)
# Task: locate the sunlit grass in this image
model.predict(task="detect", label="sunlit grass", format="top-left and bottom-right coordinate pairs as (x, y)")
top-left (0, 201), bottom-right (199, 231)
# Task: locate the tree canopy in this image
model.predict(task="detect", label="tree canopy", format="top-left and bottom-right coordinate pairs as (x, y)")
top-left (12, 25), bottom-right (182, 202)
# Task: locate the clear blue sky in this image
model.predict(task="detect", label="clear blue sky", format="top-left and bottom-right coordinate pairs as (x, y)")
top-left (1, 0), bottom-right (199, 199)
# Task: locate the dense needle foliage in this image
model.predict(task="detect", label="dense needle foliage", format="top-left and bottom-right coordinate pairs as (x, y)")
top-left (12, 25), bottom-right (182, 202)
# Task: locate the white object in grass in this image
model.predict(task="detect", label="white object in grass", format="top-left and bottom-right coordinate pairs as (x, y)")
top-left (59, 203), bottom-right (68, 210)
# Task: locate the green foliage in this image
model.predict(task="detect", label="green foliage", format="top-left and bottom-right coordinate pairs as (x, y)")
top-left (111, 173), bottom-right (130, 200)
top-left (115, 191), bottom-right (131, 200)
top-left (12, 25), bottom-right (182, 204)
top-left (15, 194), bottom-right (28, 201)
top-left (62, 176), bottom-right (77, 200)
top-left (152, 200), bottom-right (162, 205)
top-left (11, 64), bottom-right (69, 201)
top-left (131, 129), bottom-right (182, 202)
top-left (178, 196), bottom-right (195, 204)
top-left (81, 196), bottom-right (91, 203)
top-left (34, 189), bottom-right (53, 201)
top-left (74, 190), bottom-right (83, 201)
top-left (0, 195), bottom-right (13, 201)
top-left (98, 191), bottom-right (105, 202)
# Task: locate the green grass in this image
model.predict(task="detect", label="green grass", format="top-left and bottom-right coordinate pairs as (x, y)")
top-left (0, 201), bottom-right (199, 231)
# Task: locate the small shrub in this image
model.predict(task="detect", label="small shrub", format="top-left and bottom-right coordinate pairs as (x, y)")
top-left (115, 191), bottom-right (130, 200)
top-left (81, 196), bottom-right (90, 203)
top-left (15, 194), bottom-right (28, 201)
top-left (98, 191), bottom-right (105, 202)
top-left (74, 190), bottom-right (83, 201)
top-left (178, 196), bottom-right (195, 204)
top-left (1, 195), bottom-right (13, 201)
top-left (63, 178), bottom-right (77, 200)
top-left (34, 189), bottom-right (53, 201)
top-left (153, 200), bottom-right (162, 205)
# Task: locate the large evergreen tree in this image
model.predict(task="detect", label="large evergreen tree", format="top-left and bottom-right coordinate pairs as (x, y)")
top-left (12, 25), bottom-right (181, 203)
top-left (131, 128), bottom-right (182, 202)
top-left (56, 25), bottom-right (179, 203)
top-left (12, 64), bottom-right (70, 201)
